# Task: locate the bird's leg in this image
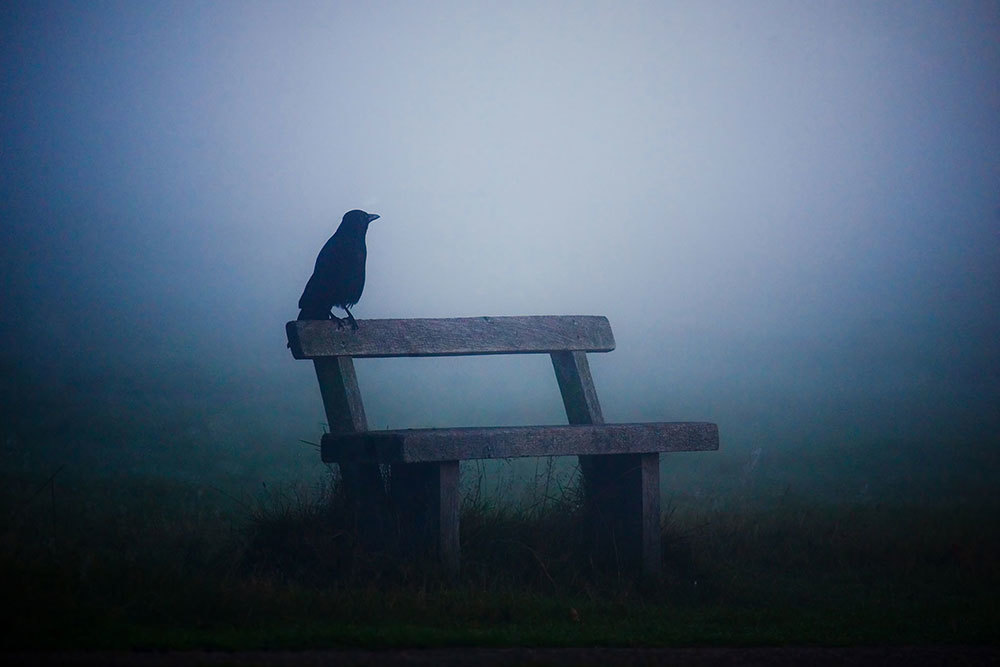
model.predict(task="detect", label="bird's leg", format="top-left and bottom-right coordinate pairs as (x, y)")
top-left (344, 308), bottom-right (359, 330)
top-left (329, 311), bottom-right (346, 328)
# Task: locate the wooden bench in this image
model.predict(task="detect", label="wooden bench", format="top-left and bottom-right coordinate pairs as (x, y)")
top-left (286, 315), bottom-right (719, 577)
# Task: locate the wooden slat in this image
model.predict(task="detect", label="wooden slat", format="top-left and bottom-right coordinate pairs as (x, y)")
top-left (637, 453), bottom-right (661, 576)
top-left (551, 350), bottom-right (662, 574)
top-left (391, 461), bottom-right (461, 578)
top-left (313, 357), bottom-right (368, 432)
top-left (322, 422), bottom-right (719, 464)
top-left (551, 351), bottom-right (604, 425)
top-left (311, 356), bottom-right (390, 546)
top-left (286, 315), bottom-right (615, 359)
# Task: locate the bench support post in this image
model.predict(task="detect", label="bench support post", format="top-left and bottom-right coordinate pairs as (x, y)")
top-left (551, 351), bottom-right (662, 577)
top-left (391, 461), bottom-right (460, 578)
top-left (315, 357), bottom-right (457, 574)
top-left (313, 357), bottom-right (389, 548)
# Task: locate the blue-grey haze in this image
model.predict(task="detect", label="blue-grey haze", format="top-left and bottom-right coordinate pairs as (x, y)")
top-left (1, 1), bottom-right (997, 495)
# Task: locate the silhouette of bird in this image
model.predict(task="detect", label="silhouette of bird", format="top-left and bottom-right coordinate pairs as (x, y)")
top-left (297, 209), bottom-right (379, 329)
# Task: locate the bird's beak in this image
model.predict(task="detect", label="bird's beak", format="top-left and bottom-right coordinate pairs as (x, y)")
top-left (367, 213), bottom-right (380, 223)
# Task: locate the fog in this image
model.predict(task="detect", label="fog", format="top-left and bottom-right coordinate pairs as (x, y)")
top-left (2, 2), bottom-right (998, 497)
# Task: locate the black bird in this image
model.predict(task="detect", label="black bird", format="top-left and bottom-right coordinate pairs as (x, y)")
top-left (297, 209), bottom-right (379, 329)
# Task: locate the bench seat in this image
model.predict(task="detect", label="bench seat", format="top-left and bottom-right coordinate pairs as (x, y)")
top-left (323, 422), bottom-right (719, 464)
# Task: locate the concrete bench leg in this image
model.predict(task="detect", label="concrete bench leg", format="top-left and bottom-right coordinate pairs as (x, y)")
top-left (579, 453), bottom-right (661, 577)
top-left (390, 461), bottom-right (461, 578)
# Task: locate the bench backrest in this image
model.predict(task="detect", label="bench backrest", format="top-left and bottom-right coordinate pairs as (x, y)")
top-left (287, 314), bottom-right (611, 433)
top-left (286, 315), bottom-right (615, 359)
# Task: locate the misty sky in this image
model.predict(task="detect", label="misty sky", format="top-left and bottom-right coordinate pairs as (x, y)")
top-left (2, 1), bottom-right (998, 471)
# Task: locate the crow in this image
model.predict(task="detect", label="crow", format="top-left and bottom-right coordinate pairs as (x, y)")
top-left (296, 209), bottom-right (379, 329)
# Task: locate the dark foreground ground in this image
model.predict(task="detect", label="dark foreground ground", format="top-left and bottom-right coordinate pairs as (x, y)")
top-left (2, 440), bottom-right (999, 656)
top-left (5, 646), bottom-right (1000, 666)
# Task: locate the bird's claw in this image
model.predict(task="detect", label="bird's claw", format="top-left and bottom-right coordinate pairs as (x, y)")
top-left (329, 312), bottom-right (357, 331)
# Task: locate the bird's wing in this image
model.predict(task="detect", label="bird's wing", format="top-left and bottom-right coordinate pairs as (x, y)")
top-left (299, 236), bottom-right (342, 310)
top-left (314, 236), bottom-right (353, 290)
top-left (299, 234), bottom-right (366, 310)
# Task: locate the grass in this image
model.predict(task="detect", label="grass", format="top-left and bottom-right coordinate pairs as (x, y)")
top-left (1, 454), bottom-right (998, 650)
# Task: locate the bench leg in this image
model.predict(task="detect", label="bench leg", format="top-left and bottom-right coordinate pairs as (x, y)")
top-left (580, 452), bottom-right (661, 577)
top-left (312, 356), bottom-right (393, 550)
top-left (341, 462), bottom-right (391, 550)
top-left (390, 461), bottom-right (460, 578)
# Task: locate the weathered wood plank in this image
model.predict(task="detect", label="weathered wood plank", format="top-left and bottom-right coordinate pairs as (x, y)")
top-left (637, 453), bottom-right (661, 576)
top-left (551, 351), bottom-right (661, 576)
top-left (321, 422), bottom-right (719, 464)
top-left (551, 351), bottom-right (604, 424)
top-left (390, 461), bottom-right (461, 578)
top-left (438, 461), bottom-right (461, 577)
top-left (313, 357), bottom-right (367, 432)
top-left (287, 316), bottom-right (615, 359)
top-left (581, 452), bottom-right (661, 575)
top-left (312, 356), bottom-right (388, 544)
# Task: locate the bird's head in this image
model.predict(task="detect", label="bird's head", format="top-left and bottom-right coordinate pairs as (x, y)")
top-left (340, 209), bottom-right (380, 234)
